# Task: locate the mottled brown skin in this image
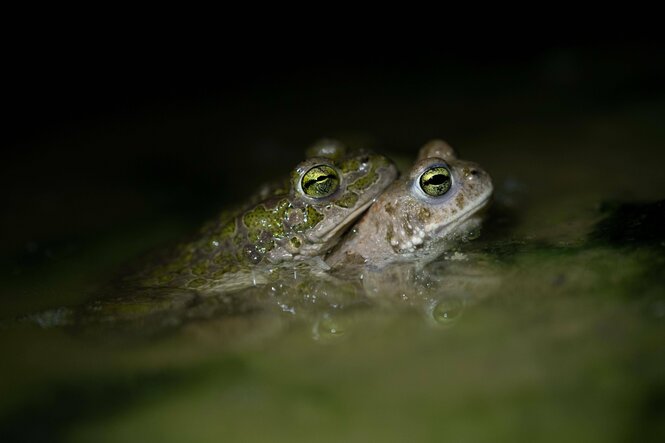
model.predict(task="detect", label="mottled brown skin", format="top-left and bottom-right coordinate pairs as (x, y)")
top-left (327, 140), bottom-right (493, 268)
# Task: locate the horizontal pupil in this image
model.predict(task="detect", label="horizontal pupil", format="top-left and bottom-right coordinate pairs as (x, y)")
top-left (425, 174), bottom-right (448, 186)
top-left (305, 175), bottom-right (334, 190)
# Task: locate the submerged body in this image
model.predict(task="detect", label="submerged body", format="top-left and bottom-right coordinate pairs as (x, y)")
top-left (327, 140), bottom-right (493, 268)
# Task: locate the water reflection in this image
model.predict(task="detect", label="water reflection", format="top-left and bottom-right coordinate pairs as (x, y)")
top-left (5, 246), bottom-right (506, 345)
top-left (429, 297), bottom-right (465, 326)
top-left (312, 312), bottom-right (351, 342)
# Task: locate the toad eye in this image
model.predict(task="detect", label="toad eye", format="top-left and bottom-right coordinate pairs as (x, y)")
top-left (301, 165), bottom-right (340, 198)
top-left (419, 166), bottom-right (452, 197)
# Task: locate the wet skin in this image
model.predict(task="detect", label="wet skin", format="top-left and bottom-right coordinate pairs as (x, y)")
top-left (128, 141), bottom-right (399, 293)
top-left (327, 140), bottom-right (493, 268)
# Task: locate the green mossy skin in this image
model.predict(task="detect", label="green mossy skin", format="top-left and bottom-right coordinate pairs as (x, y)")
top-left (242, 199), bottom-right (291, 243)
top-left (294, 206), bottom-right (324, 233)
top-left (233, 198), bottom-right (314, 263)
top-left (125, 146), bottom-right (397, 289)
top-left (335, 191), bottom-right (360, 209)
top-left (348, 165), bottom-right (380, 193)
top-left (339, 158), bottom-right (360, 174)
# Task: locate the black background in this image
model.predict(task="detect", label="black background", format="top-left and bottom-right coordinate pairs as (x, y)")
top-left (3, 24), bottom-right (664, 263)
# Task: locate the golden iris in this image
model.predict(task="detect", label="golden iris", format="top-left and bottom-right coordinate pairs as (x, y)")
top-left (301, 165), bottom-right (340, 198)
top-left (420, 166), bottom-right (451, 196)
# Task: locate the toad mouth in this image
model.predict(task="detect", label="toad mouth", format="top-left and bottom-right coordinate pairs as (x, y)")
top-left (434, 193), bottom-right (493, 237)
top-left (318, 198), bottom-right (376, 243)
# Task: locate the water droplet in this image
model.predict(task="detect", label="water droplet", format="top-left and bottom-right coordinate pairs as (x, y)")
top-left (312, 313), bottom-right (349, 341)
top-left (431, 298), bottom-right (464, 325)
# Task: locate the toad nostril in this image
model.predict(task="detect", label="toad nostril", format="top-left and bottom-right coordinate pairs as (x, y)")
top-left (470, 169), bottom-right (478, 176)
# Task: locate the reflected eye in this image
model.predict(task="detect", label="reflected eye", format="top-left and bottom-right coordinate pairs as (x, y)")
top-left (419, 166), bottom-right (451, 197)
top-left (301, 165), bottom-right (340, 198)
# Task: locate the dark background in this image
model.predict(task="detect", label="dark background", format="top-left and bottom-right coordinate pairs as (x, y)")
top-left (3, 32), bottom-right (664, 278)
